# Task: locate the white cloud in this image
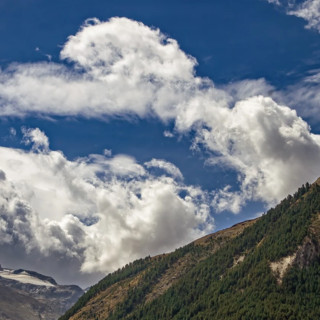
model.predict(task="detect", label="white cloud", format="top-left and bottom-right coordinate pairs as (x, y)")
top-left (195, 95), bottom-right (320, 212)
top-left (288, 0), bottom-right (320, 32)
top-left (0, 17), bottom-right (319, 215)
top-left (265, 0), bottom-right (320, 33)
top-left (61, 18), bottom-right (196, 82)
top-left (103, 148), bottom-right (112, 157)
top-left (22, 127), bottom-right (49, 152)
top-left (0, 130), bottom-right (212, 283)
top-left (85, 153), bottom-right (147, 178)
top-left (212, 186), bottom-right (245, 214)
top-left (272, 70), bottom-right (320, 124)
top-left (267, 0), bottom-right (281, 4)
top-left (9, 127), bottom-right (16, 137)
top-left (144, 158), bottom-right (183, 180)
top-left (163, 130), bottom-right (174, 138)
top-left (222, 78), bottom-right (275, 104)
top-left (0, 17), bottom-right (200, 120)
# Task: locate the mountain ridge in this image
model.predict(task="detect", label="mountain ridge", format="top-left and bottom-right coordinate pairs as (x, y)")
top-left (60, 218), bottom-right (259, 320)
top-left (60, 178), bottom-right (320, 319)
top-left (0, 266), bottom-right (84, 320)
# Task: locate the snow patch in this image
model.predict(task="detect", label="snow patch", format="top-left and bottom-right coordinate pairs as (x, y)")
top-left (0, 269), bottom-right (56, 287)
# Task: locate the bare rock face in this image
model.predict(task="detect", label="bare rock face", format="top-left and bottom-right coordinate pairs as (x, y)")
top-left (270, 212), bottom-right (320, 283)
top-left (0, 267), bottom-right (84, 320)
top-left (294, 236), bottom-right (320, 268)
top-left (294, 212), bottom-right (320, 268)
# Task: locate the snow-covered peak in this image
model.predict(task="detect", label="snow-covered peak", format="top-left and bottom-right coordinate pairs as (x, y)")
top-left (0, 268), bottom-right (56, 287)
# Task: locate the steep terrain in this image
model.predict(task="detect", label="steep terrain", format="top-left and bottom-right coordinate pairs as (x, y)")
top-left (60, 178), bottom-right (320, 320)
top-left (0, 267), bottom-right (84, 320)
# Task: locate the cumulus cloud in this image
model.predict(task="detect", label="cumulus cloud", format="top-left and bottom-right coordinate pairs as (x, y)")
top-left (163, 130), bottom-right (174, 138)
top-left (0, 17), bottom-right (319, 214)
top-left (265, 0), bottom-right (320, 33)
top-left (0, 17), bottom-right (201, 120)
top-left (0, 130), bottom-right (212, 284)
top-left (212, 186), bottom-right (245, 214)
top-left (144, 159), bottom-right (183, 180)
top-left (288, 0), bottom-right (320, 32)
top-left (191, 95), bottom-right (320, 212)
top-left (22, 127), bottom-right (49, 152)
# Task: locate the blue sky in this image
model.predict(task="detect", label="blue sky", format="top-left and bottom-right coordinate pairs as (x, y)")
top-left (0, 0), bottom-right (320, 287)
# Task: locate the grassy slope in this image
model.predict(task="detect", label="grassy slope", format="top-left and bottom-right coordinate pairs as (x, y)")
top-left (60, 219), bottom-right (256, 320)
top-left (61, 179), bottom-right (320, 320)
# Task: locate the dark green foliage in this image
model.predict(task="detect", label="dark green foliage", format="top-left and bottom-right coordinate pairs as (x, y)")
top-left (59, 257), bottom-right (151, 320)
top-left (108, 243), bottom-right (199, 320)
top-left (61, 181), bottom-right (320, 320)
top-left (125, 182), bottom-right (320, 320)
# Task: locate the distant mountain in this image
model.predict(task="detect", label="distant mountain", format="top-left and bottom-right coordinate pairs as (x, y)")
top-left (60, 178), bottom-right (320, 320)
top-left (0, 266), bottom-right (84, 320)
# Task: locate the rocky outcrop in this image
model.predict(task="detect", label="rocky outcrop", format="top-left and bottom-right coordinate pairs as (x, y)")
top-left (270, 253), bottom-right (297, 284)
top-left (270, 212), bottom-right (320, 284)
top-left (294, 236), bottom-right (320, 268)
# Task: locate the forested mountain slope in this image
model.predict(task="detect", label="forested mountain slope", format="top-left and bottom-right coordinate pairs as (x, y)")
top-left (60, 178), bottom-right (320, 320)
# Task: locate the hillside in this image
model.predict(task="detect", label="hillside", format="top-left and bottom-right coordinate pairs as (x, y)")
top-left (60, 178), bottom-right (320, 320)
top-left (0, 267), bottom-right (84, 320)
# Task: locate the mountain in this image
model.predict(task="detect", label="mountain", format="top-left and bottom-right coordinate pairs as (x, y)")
top-left (60, 178), bottom-right (320, 320)
top-left (0, 266), bottom-right (84, 320)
